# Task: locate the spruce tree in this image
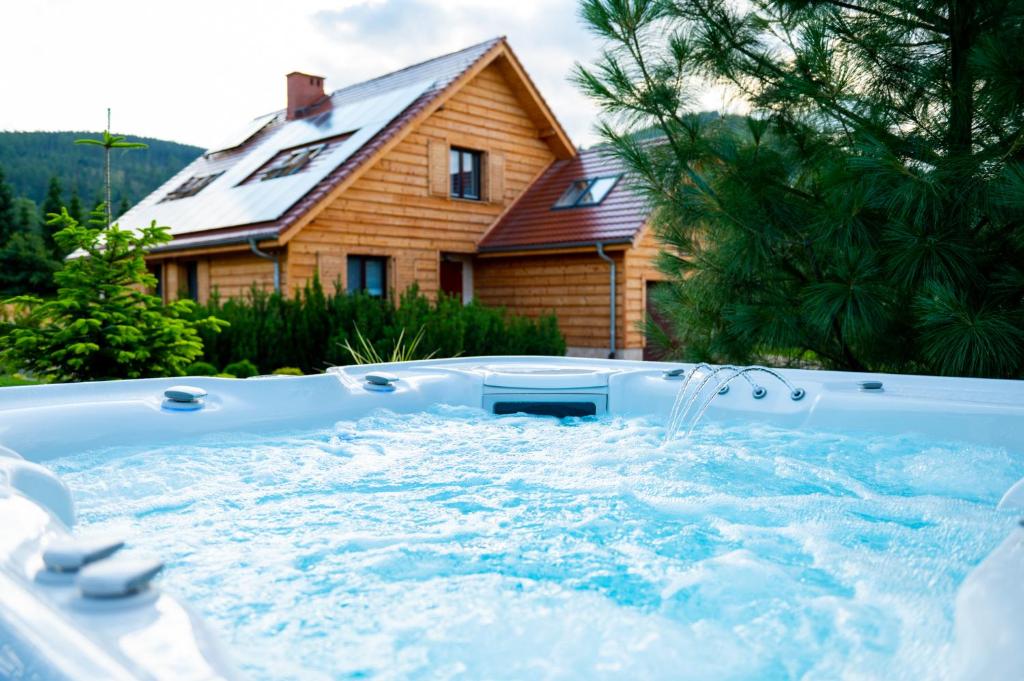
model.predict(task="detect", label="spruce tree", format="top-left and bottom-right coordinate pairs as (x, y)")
top-left (41, 176), bottom-right (63, 219)
top-left (12, 198), bottom-right (38, 235)
top-left (0, 167), bottom-right (14, 244)
top-left (40, 176), bottom-right (64, 256)
top-left (0, 195), bottom-right (60, 295)
top-left (0, 232), bottom-right (58, 296)
top-left (575, 0), bottom-right (1024, 378)
top-left (1, 211), bottom-right (226, 380)
top-left (75, 114), bottom-right (147, 228)
top-left (68, 189), bottom-right (83, 226)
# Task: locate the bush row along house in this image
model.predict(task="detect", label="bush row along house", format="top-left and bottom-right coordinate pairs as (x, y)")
top-left (122, 37), bottom-right (664, 359)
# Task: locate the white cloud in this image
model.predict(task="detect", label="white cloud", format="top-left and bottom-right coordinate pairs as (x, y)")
top-left (0, 0), bottom-right (610, 149)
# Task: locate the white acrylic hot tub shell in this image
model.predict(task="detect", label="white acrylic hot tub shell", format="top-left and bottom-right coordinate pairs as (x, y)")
top-left (1, 356), bottom-right (1022, 680)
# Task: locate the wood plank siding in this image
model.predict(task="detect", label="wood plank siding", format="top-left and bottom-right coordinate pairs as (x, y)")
top-left (207, 254), bottom-right (276, 300)
top-left (285, 62), bottom-right (555, 297)
top-left (474, 224), bottom-right (665, 356)
top-left (474, 249), bottom-right (627, 355)
top-left (151, 252), bottom-right (275, 304)
top-left (623, 224), bottom-right (668, 350)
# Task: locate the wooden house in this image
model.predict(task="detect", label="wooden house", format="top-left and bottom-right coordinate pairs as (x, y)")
top-left (124, 38), bottom-right (664, 359)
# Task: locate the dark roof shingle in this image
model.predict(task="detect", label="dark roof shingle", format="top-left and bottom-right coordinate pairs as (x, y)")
top-left (478, 147), bottom-right (651, 252)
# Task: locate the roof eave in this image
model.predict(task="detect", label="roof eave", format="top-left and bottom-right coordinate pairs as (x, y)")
top-left (492, 40), bottom-right (575, 160)
top-left (147, 227), bottom-right (280, 255)
top-left (477, 238), bottom-right (633, 255)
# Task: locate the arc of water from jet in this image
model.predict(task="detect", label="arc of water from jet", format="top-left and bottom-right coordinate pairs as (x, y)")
top-left (682, 366), bottom-right (806, 438)
top-left (672, 366), bottom-right (743, 440)
top-left (666, 365), bottom-right (758, 443)
top-left (664, 364), bottom-right (766, 443)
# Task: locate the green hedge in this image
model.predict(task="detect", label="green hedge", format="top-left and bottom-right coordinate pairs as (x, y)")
top-left (192, 278), bottom-right (566, 374)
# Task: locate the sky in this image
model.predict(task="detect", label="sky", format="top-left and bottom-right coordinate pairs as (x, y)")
top-left (0, 0), bottom-right (628, 149)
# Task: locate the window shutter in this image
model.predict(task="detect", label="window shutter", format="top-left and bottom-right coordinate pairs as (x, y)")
top-left (487, 152), bottom-right (506, 204)
top-left (427, 138), bottom-right (449, 197)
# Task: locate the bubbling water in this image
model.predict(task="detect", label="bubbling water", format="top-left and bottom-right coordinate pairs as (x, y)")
top-left (49, 407), bottom-right (1021, 681)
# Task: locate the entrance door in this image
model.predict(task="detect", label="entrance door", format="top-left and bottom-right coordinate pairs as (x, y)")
top-left (440, 258), bottom-right (463, 299)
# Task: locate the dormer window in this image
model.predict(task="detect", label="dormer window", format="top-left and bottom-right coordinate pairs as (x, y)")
top-left (552, 175), bottom-right (620, 209)
top-left (161, 172), bottom-right (224, 201)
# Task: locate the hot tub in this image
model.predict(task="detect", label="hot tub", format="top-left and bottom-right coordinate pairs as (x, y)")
top-left (1, 357), bottom-right (1022, 680)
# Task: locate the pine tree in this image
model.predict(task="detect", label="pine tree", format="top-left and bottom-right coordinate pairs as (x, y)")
top-left (575, 0), bottom-right (1024, 378)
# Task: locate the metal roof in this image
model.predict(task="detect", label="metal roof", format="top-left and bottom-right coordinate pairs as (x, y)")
top-left (123, 38), bottom-right (504, 251)
top-left (478, 146), bottom-right (652, 252)
top-left (205, 113), bottom-right (277, 155)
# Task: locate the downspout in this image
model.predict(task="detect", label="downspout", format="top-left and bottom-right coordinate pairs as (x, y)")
top-left (595, 243), bottom-right (616, 359)
top-left (248, 238), bottom-right (281, 293)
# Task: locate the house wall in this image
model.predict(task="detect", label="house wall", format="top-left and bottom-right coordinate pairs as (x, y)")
top-left (285, 61), bottom-right (557, 298)
top-left (623, 224), bottom-right (668, 350)
top-left (474, 249), bottom-right (630, 357)
top-left (154, 252), bottom-right (275, 303)
top-left (207, 253), bottom-right (276, 300)
top-left (474, 229), bottom-right (666, 358)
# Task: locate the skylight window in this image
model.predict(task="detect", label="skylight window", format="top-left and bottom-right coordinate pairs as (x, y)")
top-left (552, 175), bottom-right (621, 209)
top-left (241, 132), bottom-right (355, 185)
top-left (161, 172), bottom-right (224, 201)
top-left (254, 142), bottom-right (330, 181)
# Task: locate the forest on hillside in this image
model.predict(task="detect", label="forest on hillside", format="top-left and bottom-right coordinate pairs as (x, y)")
top-left (0, 131), bottom-right (201, 295)
top-left (0, 131), bottom-right (201, 206)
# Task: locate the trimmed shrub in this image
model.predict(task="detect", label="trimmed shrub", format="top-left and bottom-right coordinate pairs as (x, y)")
top-left (272, 367), bottom-right (304, 376)
top-left (192, 278), bottom-right (566, 374)
top-left (223, 359), bottom-right (259, 379)
top-left (184, 361), bottom-right (218, 376)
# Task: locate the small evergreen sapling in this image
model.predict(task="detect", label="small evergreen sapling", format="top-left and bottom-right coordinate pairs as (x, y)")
top-left (0, 209), bottom-right (226, 381)
top-left (75, 113), bottom-right (147, 228)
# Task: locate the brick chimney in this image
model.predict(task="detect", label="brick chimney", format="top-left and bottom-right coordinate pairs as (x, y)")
top-left (286, 72), bottom-right (325, 120)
